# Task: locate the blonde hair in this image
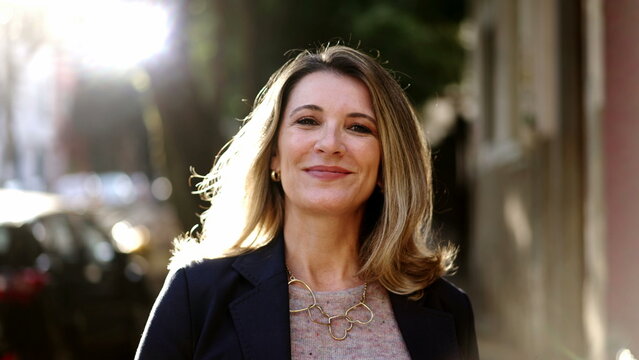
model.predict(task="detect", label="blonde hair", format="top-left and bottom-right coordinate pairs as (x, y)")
top-left (170, 44), bottom-right (455, 296)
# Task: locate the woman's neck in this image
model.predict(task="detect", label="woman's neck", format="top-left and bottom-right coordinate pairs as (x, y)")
top-left (283, 209), bottom-right (363, 292)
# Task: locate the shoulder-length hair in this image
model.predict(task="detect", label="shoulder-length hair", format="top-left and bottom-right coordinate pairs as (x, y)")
top-left (171, 44), bottom-right (455, 296)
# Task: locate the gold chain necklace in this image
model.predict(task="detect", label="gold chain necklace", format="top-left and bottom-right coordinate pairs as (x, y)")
top-left (287, 268), bottom-right (374, 341)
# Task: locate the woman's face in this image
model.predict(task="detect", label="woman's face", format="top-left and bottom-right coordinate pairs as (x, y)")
top-left (271, 70), bottom-right (381, 217)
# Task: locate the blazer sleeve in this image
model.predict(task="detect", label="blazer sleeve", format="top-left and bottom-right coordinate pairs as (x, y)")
top-left (135, 268), bottom-right (193, 360)
top-left (457, 291), bottom-right (480, 360)
top-left (420, 278), bottom-right (480, 360)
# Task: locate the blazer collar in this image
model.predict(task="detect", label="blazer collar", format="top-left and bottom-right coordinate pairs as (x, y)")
top-left (231, 234), bottom-right (287, 286)
top-left (229, 234), bottom-right (290, 360)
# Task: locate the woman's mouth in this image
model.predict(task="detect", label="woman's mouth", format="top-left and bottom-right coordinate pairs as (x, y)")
top-left (304, 166), bottom-right (352, 179)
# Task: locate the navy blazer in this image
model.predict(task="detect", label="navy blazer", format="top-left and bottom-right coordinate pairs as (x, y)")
top-left (136, 236), bottom-right (479, 359)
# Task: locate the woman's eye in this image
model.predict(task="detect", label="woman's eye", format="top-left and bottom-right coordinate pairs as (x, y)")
top-left (295, 117), bottom-right (317, 126)
top-left (349, 124), bottom-right (373, 134)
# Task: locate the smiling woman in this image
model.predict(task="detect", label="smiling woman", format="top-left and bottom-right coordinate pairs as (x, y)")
top-left (272, 71), bottom-right (381, 217)
top-left (136, 45), bottom-right (479, 360)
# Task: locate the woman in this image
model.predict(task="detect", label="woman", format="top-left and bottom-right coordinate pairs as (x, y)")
top-left (136, 45), bottom-right (479, 360)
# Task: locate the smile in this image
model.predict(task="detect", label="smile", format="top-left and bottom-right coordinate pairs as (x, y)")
top-left (304, 166), bottom-right (353, 179)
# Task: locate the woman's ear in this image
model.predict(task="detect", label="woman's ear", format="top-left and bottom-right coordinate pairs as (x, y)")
top-left (270, 149), bottom-right (280, 172)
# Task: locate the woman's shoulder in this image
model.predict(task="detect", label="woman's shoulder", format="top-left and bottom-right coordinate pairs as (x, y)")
top-left (420, 277), bottom-right (474, 316)
top-left (170, 241), bottom-right (281, 293)
top-left (424, 277), bottom-right (471, 299)
top-left (173, 254), bottom-right (242, 290)
top-left (181, 255), bottom-right (237, 275)
top-left (155, 253), bottom-right (253, 316)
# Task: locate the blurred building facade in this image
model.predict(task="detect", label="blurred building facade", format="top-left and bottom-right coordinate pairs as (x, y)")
top-left (0, 29), bottom-right (68, 190)
top-left (466, 0), bottom-right (638, 358)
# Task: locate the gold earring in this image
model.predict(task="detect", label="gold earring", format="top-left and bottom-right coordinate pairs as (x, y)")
top-left (270, 170), bottom-right (281, 182)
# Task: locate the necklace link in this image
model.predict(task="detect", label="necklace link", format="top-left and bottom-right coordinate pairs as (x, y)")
top-left (287, 269), bottom-right (375, 341)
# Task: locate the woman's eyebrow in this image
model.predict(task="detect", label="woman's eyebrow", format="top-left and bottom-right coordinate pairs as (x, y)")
top-left (347, 112), bottom-right (377, 123)
top-left (290, 105), bottom-right (376, 123)
top-left (290, 104), bottom-right (322, 117)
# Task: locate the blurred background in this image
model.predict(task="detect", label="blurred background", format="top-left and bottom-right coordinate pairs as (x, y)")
top-left (0, 0), bottom-right (637, 359)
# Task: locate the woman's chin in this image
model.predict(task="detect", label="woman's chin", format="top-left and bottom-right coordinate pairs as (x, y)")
top-left (291, 199), bottom-right (367, 217)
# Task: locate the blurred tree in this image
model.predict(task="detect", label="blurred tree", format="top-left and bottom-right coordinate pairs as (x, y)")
top-left (145, 0), bottom-right (467, 231)
top-left (247, 0), bottom-right (467, 102)
top-left (70, 77), bottom-right (150, 174)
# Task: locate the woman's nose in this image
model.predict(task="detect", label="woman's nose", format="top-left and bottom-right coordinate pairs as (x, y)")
top-left (314, 124), bottom-right (345, 155)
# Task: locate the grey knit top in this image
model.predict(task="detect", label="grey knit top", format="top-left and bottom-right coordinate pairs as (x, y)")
top-left (289, 282), bottom-right (411, 360)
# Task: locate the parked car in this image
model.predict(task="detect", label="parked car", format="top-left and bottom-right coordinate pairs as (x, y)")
top-left (0, 189), bottom-right (151, 360)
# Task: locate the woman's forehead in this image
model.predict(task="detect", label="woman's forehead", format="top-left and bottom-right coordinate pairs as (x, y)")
top-left (282, 71), bottom-right (374, 118)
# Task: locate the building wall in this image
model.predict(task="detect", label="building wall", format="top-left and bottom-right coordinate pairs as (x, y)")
top-left (604, 0), bottom-right (639, 354)
top-left (468, 0), bottom-right (589, 358)
top-left (470, 0), bottom-right (639, 358)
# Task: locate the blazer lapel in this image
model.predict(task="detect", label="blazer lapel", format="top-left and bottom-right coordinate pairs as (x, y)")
top-left (389, 292), bottom-right (461, 360)
top-left (229, 236), bottom-right (290, 360)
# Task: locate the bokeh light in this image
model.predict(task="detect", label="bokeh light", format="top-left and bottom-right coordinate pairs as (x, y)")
top-left (1, 0), bottom-right (169, 70)
top-left (111, 220), bottom-right (149, 253)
